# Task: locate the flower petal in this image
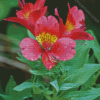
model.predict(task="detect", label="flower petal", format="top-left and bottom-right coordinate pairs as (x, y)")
top-left (4, 17), bottom-right (35, 34)
top-left (54, 8), bottom-right (66, 38)
top-left (66, 3), bottom-right (85, 30)
top-left (18, 0), bottom-right (24, 9)
top-left (46, 15), bottom-right (59, 36)
top-left (22, 0), bottom-right (25, 5)
top-left (69, 5), bottom-right (78, 14)
top-left (35, 15), bottom-right (59, 37)
top-left (20, 37), bottom-right (42, 61)
top-left (74, 10), bottom-right (85, 29)
top-left (65, 29), bottom-right (94, 40)
top-left (29, 6), bottom-right (47, 25)
top-left (16, 10), bottom-right (26, 20)
top-left (34, 0), bottom-right (46, 10)
top-left (65, 3), bottom-right (76, 32)
top-left (51, 38), bottom-right (76, 61)
top-left (42, 52), bottom-right (55, 70)
top-left (47, 15), bottom-right (59, 28)
top-left (22, 3), bottom-right (34, 14)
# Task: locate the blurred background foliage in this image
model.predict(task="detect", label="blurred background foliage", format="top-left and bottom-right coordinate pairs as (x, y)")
top-left (0, 0), bottom-right (100, 98)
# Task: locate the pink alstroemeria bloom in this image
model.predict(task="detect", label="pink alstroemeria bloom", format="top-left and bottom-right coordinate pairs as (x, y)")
top-left (55, 3), bottom-right (94, 41)
top-left (20, 16), bottom-right (76, 70)
top-left (4, 0), bottom-right (47, 34)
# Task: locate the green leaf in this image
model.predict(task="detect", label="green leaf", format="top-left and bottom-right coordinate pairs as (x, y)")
top-left (2, 89), bottom-right (31, 100)
top-left (86, 30), bottom-right (100, 63)
top-left (88, 54), bottom-right (96, 63)
top-left (63, 88), bottom-right (100, 100)
top-left (0, 76), bottom-right (28, 100)
top-left (65, 45), bottom-right (90, 72)
top-left (17, 53), bottom-right (29, 63)
top-left (0, 1), bottom-right (10, 21)
top-left (5, 0), bottom-right (18, 8)
top-left (29, 70), bottom-right (44, 75)
top-left (43, 94), bottom-right (52, 100)
top-left (59, 61), bottom-right (67, 73)
top-left (12, 89), bottom-right (31, 100)
top-left (43, 89), bottom-right (53, 100)
top-left (81, 74), bottom-right (96, 91)
top-left (17, 53), bottom-right (40, 70)
top-left (7, 23), bottom-right (28, 47)
top-left (33, 82), bottom-right (43, 94)
top-left (70, 64), bottom-right (100, 84)
top-left (50, 80), bottom-right (59, 92)
top-left (0, 94), bottom-right (11, 100)
top-left (27, 29), bottom-right (36, 40)
top-left (43, 90), bottom-right (53, 95)
top-left (61, 64), bottom-right (100, 85)
top-left (13, 82), bottom-right (33, 91)
top-left (32, 94), bottom-right (45, 100)
top-left (29, 69), bottom-right (53, 76)
top-left (60, 83), bottom-right (79, 90)
top-left (6, 76), bottom-right (17, 95)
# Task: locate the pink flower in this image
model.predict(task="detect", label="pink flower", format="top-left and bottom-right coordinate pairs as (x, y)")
top-left (55, 3), bottom-right (94, 41)
top-left (4, 0), bottom-right (47, 35)
top-left (20, 16), bottom-right (76, 70)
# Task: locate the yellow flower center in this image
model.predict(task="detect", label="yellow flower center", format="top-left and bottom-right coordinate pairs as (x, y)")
top-left (65, 20), bottom-right (75, 32)
top-left (36, 32), bottom-right (58, 45)
top-left (24, 10), bottom-right (33, 19)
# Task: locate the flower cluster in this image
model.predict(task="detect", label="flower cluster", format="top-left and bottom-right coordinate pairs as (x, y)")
top-left (4, 0), bottom-right (94, 70)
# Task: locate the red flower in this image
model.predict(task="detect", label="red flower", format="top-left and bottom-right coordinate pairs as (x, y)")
top-left (55, 3), bottom-right (94, 41)
top-left (4, 0), bottom-right (47, 35)
top-left (20, 16), bottom-right (76, 70)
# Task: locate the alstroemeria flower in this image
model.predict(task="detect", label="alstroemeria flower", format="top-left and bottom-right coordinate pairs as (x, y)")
top-left (55, 3), bottom-right (94, 41)
top-left (4, 0), bottom-right (47, 34)
top-left (20, 16), bottom-right (76, 70)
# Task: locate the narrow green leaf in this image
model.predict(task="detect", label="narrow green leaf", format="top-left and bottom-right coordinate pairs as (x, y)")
top-left (60, 83), bottom-right (79, 90)
top-left (81, 74), bottom-right (96, 91)
top-left (63, 88), bottom-right (100, 100)
top-left (65, 45), bottom-right (90, 72)
top-left (43, 94), bottom-right (52, 100)
top-left (88, 54), bottom-right (96, 63)
top-left (27, 29), bottom-right (36, 40)
top-left (61, 64), bottom-right (100, 85)
top-left (6, 76), bottom-right (17, 95)
top-left (43, 90), bottom-right (53, 100)
top-left (0, 94), bottom-right (11, 100)
top-left (70, 64), bottom-right (100, 84)
top-left (16, 57), bottom-right (24, 62)
top-left (12, 89), bottom-right (31, 100)
top-left (43, 90), bottom-right (53, 95)
top-left (86, 30), bottom-right (100, 63)
top-left (33, 82), bottom-right (43, 94)
top-left (13, 82), bottom-right (33, 91)
top-left (17, 53), bottom-right (42, 70)
top-left (32, 94), bottom-right (44, 100)
top-left (50, 80), bottom-right (59, 92)
top-left (29, 70), bottom-right (44, 75)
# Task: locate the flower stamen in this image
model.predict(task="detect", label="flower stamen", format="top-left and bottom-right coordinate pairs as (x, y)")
top-left (36, 32), bottom-right (58, 45)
